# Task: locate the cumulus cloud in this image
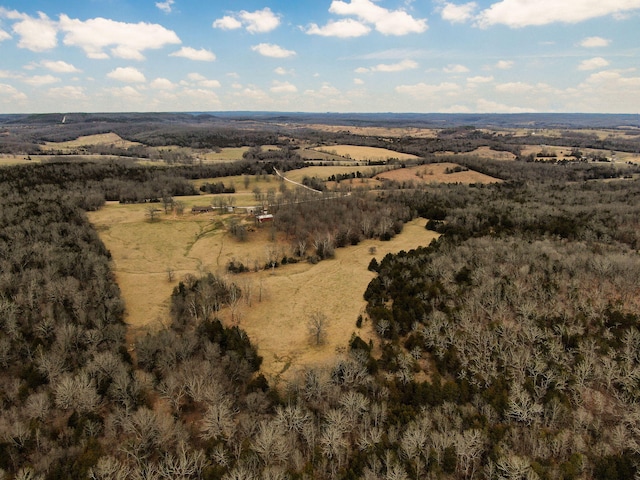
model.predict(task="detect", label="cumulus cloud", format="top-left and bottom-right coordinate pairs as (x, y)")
top-left (151, 78), bottom-right (177, 90)
top-left (495, 81), bottom-right (535, 93)
top-left (107, 67), bottom-right (146, 83)
top-left (578, 57), bottom-right (609, 71)
top-left (306, 19), bottom-right (371, 37)
top-left (0, 28), bottom-right (10, 42)
top-left (395, 81), bottom-right (461, 97)
top-left (9, 11), bottom-right (58, 51)
top-left (444, 64), bottom-right (469, 74)
top-left (23, 74), bottom-right (59, 86)
top-left (495, 60), bottom-right (514, 69)
top-left (358, 59), bottom-right (418, 73)
top-left (274, 67), bottom-right (294, 75)
top-left (41, 60), bottom-right (80, 73)
top-left (0, 83), bottom-right (27, 102)
top-left (467, 75), bottom-right (494, 84)
top-left (156, 0), bottom-right (174, 14)
top-left (475, 0), bottom-right (640, 28)
top-left (354, 78), bottom-right (364, 85)
top-left (475, 98), bottom-right (535, 113)
top-left (271, 80), bottom-right (298, 93)
top-left (184, 73), bottom-right (220, 88)
top-left (439, 2), bottom-right (478, 23)
top-left (47, 85), bottom-right (86, 100)
top-left (308, 0), bottom-right (427, 37)
top-left (170, 47), bottom-right (216, 61)
top-left (213, 8), bottom-right (280, 33)
top-left (59, 15), bottom-right (180, 60)
top-left (251, 43), bottom-right (296, 58)
top-left (580, 36), bottom-right (611, 48)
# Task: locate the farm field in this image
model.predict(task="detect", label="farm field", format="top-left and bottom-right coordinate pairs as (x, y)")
top-left (437, 146), bottom-right (517, 161)
top-left (311, 144), bottom-right (421, 162)
top-left (88, 201), bottom-right (438, 381)
top-left (40, 132), bottom-right (142, 152)
top-left (375, 162), bottom-right (503, 184)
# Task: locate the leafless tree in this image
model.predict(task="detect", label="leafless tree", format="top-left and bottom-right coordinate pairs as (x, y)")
top-left (308, 310), bottom-right (329, 346)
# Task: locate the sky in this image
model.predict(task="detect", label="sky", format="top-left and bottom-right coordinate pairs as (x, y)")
top-left (0, 0), bottom-right (639, 114)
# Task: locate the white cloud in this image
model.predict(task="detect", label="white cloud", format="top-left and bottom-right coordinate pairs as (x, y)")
top-left (354, 78), bottom-right (364, 85)
top-left (444, 64), bottom-right (469, 74)
top-left (440, 2), bottom-right (478, 23)
top-left (107, 67), bottom-right (146, 83)
top-left (0, 28), bottom-right (10, 42)
top-left (107, 86), bottom-right (144, 100)
top-left (476, 0), bottom-right (640, 28)
top-left (151, 78), bottom-right (177, 90)
top-left (10, 11), bottom-right (57, 51)
top-left (212, 16), bottom-right (242, 30)
top-left (239, 8), bottom-right (280, 33)
top-left (184, 73), bottom-right (220, 88)
top-left (306, 19), bottom-right (371, 37)
top-left (359, 59), bottom-right (418, 73)
top-left (467, 75), bottom-right (494, 84)
top-left (271, 80), bottom-right (298, 93)
top-left (170, 47), bottom-right (216, 61)
top-left (396, 81), bottom-right (461, 97)
top-left (309, 0), bottom-right (427, 37)
top-left (578, 57), bottom-right (609, 71)
top-left (0, 83), bottom-right (27, 102)
top-left (213, 8), bottom-right (280, 33)
top-left (475, 98), bottom-right (535, 113)
top-left (181, 88), bottom-right (220, 103)
top-left (496, 60), bottom-right (514, 69)
top-left (580, 36), bottom-right (611, 48)
top-left (47, 85), bottom-right (86, 100)
top-left (23, 74), bottom-right (59, 86)
top-left (59, 15), bottom-right (181, 60)
top-left (251, 43), bottom-right (296, 58)
top-left (41, 60), bottom-right (80, 73)
top-left (156, 0), bottom-right (174, 14)
top-left (495, 81), bottom-right (535, 93)
top-left (274, 67), bottom-right (294, 75)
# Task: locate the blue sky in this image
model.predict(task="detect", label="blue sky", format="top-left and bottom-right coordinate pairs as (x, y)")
top-left (0, 0), bottom-right (639, 114)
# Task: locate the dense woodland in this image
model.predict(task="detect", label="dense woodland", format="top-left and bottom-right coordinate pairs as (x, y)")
top-left (1, 115), bottom-right (640, 479)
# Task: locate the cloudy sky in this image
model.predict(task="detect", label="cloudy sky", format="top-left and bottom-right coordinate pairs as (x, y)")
top-left (1, 0), bottom-right (639, 114)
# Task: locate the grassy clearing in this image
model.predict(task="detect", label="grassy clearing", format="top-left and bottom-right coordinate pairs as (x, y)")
top-left (312, 145), bottom-right (420, 162)
top-left (281, 165), bottom-right (387, 183)
top-left (89, 201), bottom-right (438, 381)
top-left (0, 154), bottom-right (34, 165)
top-left (376, 163), bottom-right (503, 184)
top-left (436, 146), bottom-right (517, 161)
top-left (40, 133), bottom-right (142, 152)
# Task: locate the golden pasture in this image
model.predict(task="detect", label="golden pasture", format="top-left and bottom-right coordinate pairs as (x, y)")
top-left (88, 200), bottom-right (438, 382)
top-left (376, 162), bottom-right (502, 184)
top-left (312, 145), bottom-right (421, 162)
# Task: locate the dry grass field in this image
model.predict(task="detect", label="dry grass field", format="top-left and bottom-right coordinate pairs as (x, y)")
top-left (88, 199), bottom-right (438, 382)
top-left (301, 124), bottom-right (438, 138)
top-left (40, 132), bottom-right (142, 152)
top-left (312, 145), bottom-right (421, 162)
top-left (281, 165), bottom-right (387, 183)
top-left (0, 154), bottom-right (33, 165)
top-left (436, 146), bottom-right (517, 161)
top-left (376, 162), bottom-right (502, 184)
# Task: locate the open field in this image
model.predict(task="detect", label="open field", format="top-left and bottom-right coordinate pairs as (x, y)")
top-left (311, 145), bottom-right (421, 162)
top-left (0, 154), bottom-right (33, 165)
top-left (300, 124), bottom-right (439, 138)
top-left (376, 162), bottom-right (503, 184)
top-left (281, 165), bottom-right (388, 183)
top-left (88, 201), bottom-right (438, 381)
top-left (40, 132), bottom-right (142, 152)
top-left (437, 146), bottom-right (517, 161)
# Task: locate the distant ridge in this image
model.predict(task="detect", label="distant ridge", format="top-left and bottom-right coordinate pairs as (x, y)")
top-left (1, 112), bottom-right (638, 129)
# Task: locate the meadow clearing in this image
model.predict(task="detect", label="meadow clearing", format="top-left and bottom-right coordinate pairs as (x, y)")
top-left (375, 162), bottom-right (503, 184)
top-left (311, 144), bottom-right (421, 162)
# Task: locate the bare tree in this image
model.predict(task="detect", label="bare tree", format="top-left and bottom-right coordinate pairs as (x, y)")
top-left (308, 310), bottom-right (329, 346)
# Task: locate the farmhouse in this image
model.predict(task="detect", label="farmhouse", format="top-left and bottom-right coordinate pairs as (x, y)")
top-left (191, 205), bottom-right (214, 214)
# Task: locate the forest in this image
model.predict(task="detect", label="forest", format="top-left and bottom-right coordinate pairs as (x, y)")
top-left (1, 114), bottom-right (640, 480)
